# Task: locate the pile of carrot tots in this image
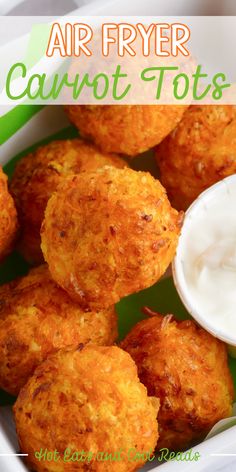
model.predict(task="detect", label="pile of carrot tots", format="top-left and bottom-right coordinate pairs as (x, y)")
top-left (0, 104), bottom-right (235, 472)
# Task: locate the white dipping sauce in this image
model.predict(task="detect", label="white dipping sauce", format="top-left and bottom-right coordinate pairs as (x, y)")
top-left (174, 175), bottom-right (236, 345)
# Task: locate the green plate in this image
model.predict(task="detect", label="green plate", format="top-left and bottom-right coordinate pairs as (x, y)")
top-left (1, 124), bottom-right (236, 406)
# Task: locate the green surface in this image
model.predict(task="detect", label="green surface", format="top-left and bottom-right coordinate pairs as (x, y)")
top-left (0, 123), bottom-right (235, 407)
top-left (0, 105), bottom-right (44, 145)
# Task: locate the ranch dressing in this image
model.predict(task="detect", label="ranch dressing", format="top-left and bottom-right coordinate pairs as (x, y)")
top-left (173, 175), bottom-right (236, 347)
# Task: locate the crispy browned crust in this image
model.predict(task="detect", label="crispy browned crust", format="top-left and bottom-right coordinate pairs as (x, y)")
top-left (0, 265), bottom-right (118, 396)
top-left (14, 345), bottom-right (159, 472)
top-left (41, 167), bottom-right (183, 310)
top-left (156, 105), bottom-right (236, 210)
top-left (121, 314), bottom-right (234, 451)
top-left (0, 167), bottom-right (18, 260)
top-left (64, 105), bottom-right (188, 156)
top-left (10, 139), bottom-right (127, 265)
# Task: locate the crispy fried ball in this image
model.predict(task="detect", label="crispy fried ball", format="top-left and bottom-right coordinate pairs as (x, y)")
top-left (156, 105), bottom-right (236, 210)
top-left (0, 265), bottom-right (117, 396)
top-left (14, 345), bottom-right (159, 472)
top-left (0, 167), bottom-right (18, 261)
top-left (64, 105), bottom-right (188, 156)
top-left (41, 167), bottom-right (183, 310)
top-left (10, 139), bottom-right (127, 265)
top-left (121, 313), bottom-right (234, 451)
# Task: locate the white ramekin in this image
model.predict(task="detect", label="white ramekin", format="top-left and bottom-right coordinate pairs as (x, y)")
top-left (172, 174), bottom-right (236, 357)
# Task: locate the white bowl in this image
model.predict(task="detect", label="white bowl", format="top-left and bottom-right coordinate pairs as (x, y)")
top-left (172, 174), bottom-right (236, 355)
